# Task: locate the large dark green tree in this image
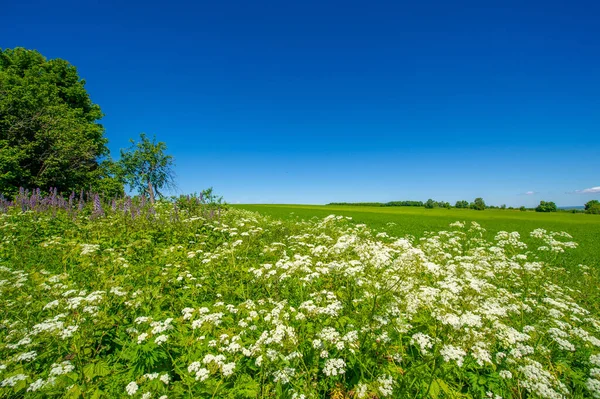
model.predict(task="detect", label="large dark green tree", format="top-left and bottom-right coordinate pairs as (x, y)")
top-left (0, 48), bottom-right (122, 197)
top-left (119, 133), bottom-right (175, 203)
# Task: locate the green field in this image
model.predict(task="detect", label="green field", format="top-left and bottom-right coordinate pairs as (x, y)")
top-left (3, 199), bottom-right (600, 398)
top-left (235, 204), bottom-right (600, 267)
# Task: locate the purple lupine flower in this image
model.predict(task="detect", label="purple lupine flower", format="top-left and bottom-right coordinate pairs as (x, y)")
top-left (93, 194), bottom-right (104, 217)
top-left (123, 197), bottom-right (131, 213)
top-left (78, 190), bottom-right (85, 211)
top-left (50, 187), bottom-right (57, 207)
top-left (29, 192), bottom-right (37, 210)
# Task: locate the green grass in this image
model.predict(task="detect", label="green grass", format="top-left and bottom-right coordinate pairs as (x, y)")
top-left (234, 204), bottom-right (600, 266)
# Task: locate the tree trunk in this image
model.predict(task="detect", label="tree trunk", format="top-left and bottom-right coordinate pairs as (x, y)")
top-left (147, 179), bottom-right (155, 204)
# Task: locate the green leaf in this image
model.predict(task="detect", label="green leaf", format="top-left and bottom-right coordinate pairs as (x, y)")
top-left (95, 361), bottom-right (111, 377)
top-left (428, 379), bottom-right (441, 399)
top-left (64, 384), bottom-right (82, 399)
top-left (83, 363), bottom-right (96, 380)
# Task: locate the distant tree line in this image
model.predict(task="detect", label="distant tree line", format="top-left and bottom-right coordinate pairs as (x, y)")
top-left (328, 201), bottom-right (425, 207)
top-left (327, 198), bottom-right (600, 214)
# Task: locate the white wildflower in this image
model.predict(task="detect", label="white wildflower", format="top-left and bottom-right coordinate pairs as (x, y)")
top-left (126, 381), bottom-right (139, 396)
top-left (323, 358), bottom-right (346, 376)
top-left (155, 334), bottom-right (168, 344)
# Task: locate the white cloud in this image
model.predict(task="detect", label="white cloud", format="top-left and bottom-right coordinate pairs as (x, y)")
top-left (525, 191), bottom-right (536, 195)
top-left (575, 186), bottom-right (600, 194)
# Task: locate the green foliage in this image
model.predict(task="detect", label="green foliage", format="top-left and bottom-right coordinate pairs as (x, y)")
top-left (424, 199), bottom-right (436, 209)
top-left (536, 200), bottom-right (558, 213)
top-left (327, 201), bottom-right (424, 207)
top-left (0, 47), bottom-right (120, 196)
top-left (520, 206), bottom-right (527, 211)
top-left (455, 200), bottom-right (469, 209)
top-left (585, 200), bottom-right (600, 215)
top-left (328, 202), bottom-right (386, 207)
top-left (384, 200), bottom-right (424, 207)
top-left (119, 133), bottom-right (175, 203)
top-left (470, 198), bottom-right (486, 211)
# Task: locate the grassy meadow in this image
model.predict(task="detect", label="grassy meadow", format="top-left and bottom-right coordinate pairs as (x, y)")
top-left (234, 205), bottom-right (600, 267)
top-left (2, 196), bottom-right (600, 398)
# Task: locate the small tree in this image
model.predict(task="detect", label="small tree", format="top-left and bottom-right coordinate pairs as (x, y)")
top-left (424, 199), bottom-right (436, 209)
top-left (585, 200), bottom-right (600, 214)
top-left (119, 133), bottom-right (175, 203)
top-left (470, 198), bottom-right (486, 211)
top-left (535, 201), bottom-right (557, 213)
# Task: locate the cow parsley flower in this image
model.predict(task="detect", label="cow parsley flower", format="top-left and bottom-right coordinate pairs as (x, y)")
top-left (14, 351), bottom-right (37, 362)
top-left (49, 361), bottom-right (74, 376)
top-left (323, 358), bottom-right (346, 376)
top-left (188, 362), bottom-right (210, 381)
top-left (377, 374), bottom-right (394, 397)
top-left (499, 370), bottom-right (513, 379)
top-left (585, 378), bottom-right (600, 398)
top-left (440, 345), bottom-right (466, 367)
top-left (27, 378), bottom-right (45, 392)
top-left (155, 334), bottom-right (168, 344)
top-left (1, 374), bottom-right (28, 387)
top-left (125, 381), bottom-right (138, 396)
top-left (411, 332), bottom-right (434, 354)
top-left (221, 362), bottom-right (236, 376)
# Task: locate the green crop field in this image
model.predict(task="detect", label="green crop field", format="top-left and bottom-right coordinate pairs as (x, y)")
top-left (234, 204), bottom-right (600, 267)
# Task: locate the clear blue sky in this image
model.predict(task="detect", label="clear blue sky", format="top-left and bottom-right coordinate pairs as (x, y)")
top-left (3, 0), bottom-right (599, 206)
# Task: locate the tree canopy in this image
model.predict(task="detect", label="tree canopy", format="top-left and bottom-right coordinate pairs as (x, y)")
top-left (119, 133), bottom-right (175, 203)
top-left (470, 197), bottom-right (486, 210)
top-left (455, 200), bottom-right (469, 209)
top-left (0, 48), bottom-right (121, 197)
top-left (585, 200), bottom-right (600, 215)
top-left (535, 201), bottom-right (557, 213)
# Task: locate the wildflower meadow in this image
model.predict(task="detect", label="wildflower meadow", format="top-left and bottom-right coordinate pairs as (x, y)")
top-left (1, 191), bottom-right (600, 398)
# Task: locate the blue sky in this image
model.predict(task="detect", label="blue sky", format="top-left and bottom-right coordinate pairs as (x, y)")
top-left (3, 0), bottom-right (599, 206)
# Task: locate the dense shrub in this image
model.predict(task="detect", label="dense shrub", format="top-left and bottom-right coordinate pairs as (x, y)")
top-left (536, 201), bottom-right (558, 213)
